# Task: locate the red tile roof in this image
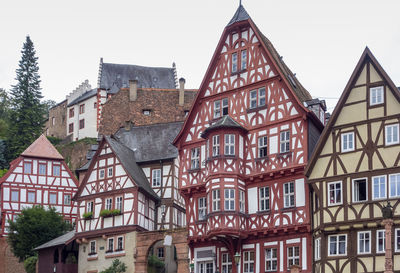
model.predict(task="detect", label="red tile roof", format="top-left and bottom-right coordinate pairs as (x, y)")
top-left (21, 134), bottom-right (64, 160)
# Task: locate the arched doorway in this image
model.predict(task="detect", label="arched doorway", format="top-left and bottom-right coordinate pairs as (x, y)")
top-left (147, 240), bottom-right (177, 273)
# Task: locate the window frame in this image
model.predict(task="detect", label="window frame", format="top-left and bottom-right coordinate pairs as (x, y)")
top-left (370, 86), bottom-right (384, 106)
top-left (105, 197), bottom-right (113, 210)
top-left (198, 197), bottom-right (207, 221)
top-left (372, 175), bottom-right (387, 200)
top-left (389, 173), bottom-right (400, 198)
top-left (87, 201), bottom-right (94, 213)
top-left (280, 131), bottom-right (290, 153)
top-left (287, 246), bottom-right (300, 268)
top-left (385, 124), bottom-right (399, 146)
top-left (69, 108), bottom-right (74, 118)
top-left (357, 231), bottom-right (371, 254)
top-left (79, 119), bottom-right (85, 129)
top-left (239, 190), bottom-right (245, 213)
top-left (212, 189), bottom-right (220, 212)
top-left (24, 162), bottom-right (32, 174)
top-left (49, 192), bottom-right (57, 205)
top-left (107, 167), bottom-right (113, 178)
top-left (99, 169), bottom-right (105, 179)
top-left (241, 49), bottom-right (247, 71)
top-left (64, 194), bottom-right (72, 205)
top-left (224, 188), bottom-right (235, 211)
top-left (191, 147), bottom-right (200, 170)
top-left (89, 240), bottom-right (96, 255)
top-left (27, 191), bottom-right (36, 203)
top-left (283, 182), bottom-right (295, 208)
top-left (107, 237), bottom-right (114, 253)
top-left (221, 252), bottom-right (232, 273)
top-left (328, 234), bottom-right (347, 256)
top-left (395, 228), bottom-right (400, 252)
top-left (232, 52), bottom-right (238, 73)
top-left (315, 238), bottom-right (321, 261)
top-left (212, 135), bottom-right (220, 157)
top-left (157, 247), bottom-right (165, 259)
top-left (116, 236), bottom-right (124, 251)
top-left (38, 163), bottom-right (47, 175)
top-left (328, 181), bottom-right (343, 206)
top-left (352, 178), bottom-right (368, 203)
top-left (243, 250), bottom-right (254, 273)
top-left (258, 136), bottom-right (268, 158)
top-left (224, 134), bottom-right (235, 156)
top-left (265, 248), bottom-right (278, 272)
top-left (68, 123), bottom-right (74, 134)
top-left (52, 165), bottom-right (61, 176)
top-left (79, 104), bottom-right (85, 114)
top-left (376, 229), bottom-right (385, 254)
top-left (115, 196), bottom-right (123, 211)
top-left (152, 169), bottom-right (162, 187)
top-left (259, 186), bottom-right (270, 212)
top-left (341, 132), bottom-right (355, 152)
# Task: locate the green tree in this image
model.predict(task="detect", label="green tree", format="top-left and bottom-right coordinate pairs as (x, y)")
top-left (100, 259), bottom-right (127, 273)
top-left (42, 99), bottom-right (56, 118)
top-left (0, 139), bottom-right (7, 169)
top-left (0, 88), bottom-right (10, 139)
top-left (7, 206), bottom-right (71, 261)
top-left (8, 36), bottom-right (45, 161)
top-left (23, 256), bottom-right (37, 273)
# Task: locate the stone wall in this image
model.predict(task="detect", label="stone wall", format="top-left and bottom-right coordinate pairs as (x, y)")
top-left (44, 100), bottom-right (68, 139)
top-left (0, 237), bottom-right (25, 273)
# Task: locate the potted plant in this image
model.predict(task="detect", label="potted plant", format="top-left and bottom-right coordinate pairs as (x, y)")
top-left (111, 209), bottom-right (121, 216)
top-left (82, 211), bottom-right (93, 220)
top-left (100, 209), bottom-right (112, 217)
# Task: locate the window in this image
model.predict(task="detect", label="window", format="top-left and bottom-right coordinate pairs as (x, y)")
top-left (315, 238), bottom-right (321, 260)
top-left (395, 229), bottom-right (400, 252)
top-left (184, 110), bottom-right (189, 117)
top-left (52, 117), bottom-right (55, 126)
top-left (115, 196), bottom-right (123, 211)
top-left (328, 181), bottom-right (342, 205)
top-left (94, 102), bottom-right (97, 109)
top-left (68, 123), bottom-right (73, 133)
top-left (87, 201), bottom-right (94, 213)
top-left (214, 98), bottom-right (229, 119)
top-left (99, 169), bottom-right (105, 179)
top-left (243, 251), bottom-right (254, 273)
top-left (198, 262), bottom-right (213, 273)
top-left (108, 167), bottom-right (113, 177)
top-left (105, 198), bottom-right (112, 210)
top-left (328, 234), bottom-right (347, 256)
top-left (39, 164), bottom-right (46, 175)
top-left (258, 136), bottom-right (268, 158)
top-left (152, 169), bottom-right (161, 187)
top-left (341, 132), bottom-right (354, 152)
top-left (287, 246), bottom-right (300, 268)
top-left (241, 49), bottom-right (247, 70)
top-left (191, 147), bottom-right (200, 170)
top-left (64, 194), bottom-right (71, 205)
top-left (353, 178), bottom-right (367, 202)
top-left (27, 191), bottom-right (35, 203)
top-left (265, 248), bottom-right (277, 272)
top-left (89, 241), bottom-right (96, 255)
top-left (79, 104), bottom-right (85, 114)
top-left (283, 182), bottom-right (295, 208)
top-left (24, 162), bottom-right (32, 174)
top-left (198, 197), bottom-right (207, 220)
top-left (69, 108), bottom-right (74, 118)
top-left (280, 131), bottom-right (290, 153)
top-left (232, 52), bottom-right (238, 73)
top-left (385, 124), bottom-right (399, 145)
top-left (11, 190), bottom-right (19, 202)
top-left (49, 192), bottom-right (57, 204)
top-left (390, 173), bottom-right (400, 197)
top-left (143, 109), bottom-right (151, 116)
top-left (224, 134), bottom-right (235, 155)
top-left (157, 247), bottom-right (164, 259)
top-left (222, 253), bottom-right (232, 273)
top-left (117, 236), bottom-right (124, 251)
top-left (224, 189), bottom-right (235, 211)
top-left (370, 86), bottom-right (384, 105)
top-left (358, 231), bottom-right (371, 254)
top-left (212, 135), bottom-right (220, 157)
top-left (259, 187), bottom-right (270, 211)
top-left (212, 189), bottom-right (220, 211)
top-left (239, 190), bottom-right (245, 213)
top-left (53, 165), bottom-right (60, 176)
top-left (177, 210), bottom-right (183, 227)
top-left (249, 88), bottom-right (266, 109)
top-left (373, 175), bottom-right (386, 199)
top-left (107, 238), bottom-right (114, 252)
top-left (377, 230), bottom-right (385, 253)
top-left (79, 119), bottom-right (85, 129)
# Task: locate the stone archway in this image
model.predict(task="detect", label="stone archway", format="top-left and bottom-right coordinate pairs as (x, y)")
top-left (136, 228), bottom-right (189, 273)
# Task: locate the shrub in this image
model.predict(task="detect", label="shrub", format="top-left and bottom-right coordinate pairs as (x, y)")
top-left (24, 256), bottom-right (37, 273)
top-left (100, 209), bottom-right (111, 217)
top-left (100, 259), bottom-right (127, 273)
top-left (111, 209), bottom-right (121, 216)
top-left (82, 212), bottom-right (93, 219)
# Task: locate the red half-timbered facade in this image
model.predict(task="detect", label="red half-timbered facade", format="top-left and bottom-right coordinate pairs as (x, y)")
top-left (174, 5), bottom-right (325, 273)
top-left (0, 135), bottom-right (78, 236)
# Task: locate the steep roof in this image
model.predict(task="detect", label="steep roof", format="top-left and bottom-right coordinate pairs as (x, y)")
top-left (34, 231), bottom-right (75, 250)
top-left (227, 5), bottom-right (250, 26)
top-left (105, 136), bottom-right (159, 200)
top-left (305, 47), bottom-right (400, 176)
top-left (99, 62), bottom-right (177, 90)
top-left (67, 89), bottom-right (97, 107)
top-left (201, 116), bottom-right (247, 138)
top-left (114, 122), bottom-right (183, 163)
top-left (21, 134), bottom-right (63, 160)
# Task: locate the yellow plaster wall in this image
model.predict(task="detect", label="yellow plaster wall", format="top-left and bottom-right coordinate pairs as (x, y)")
top-left (335, 102), bottom-right (367, 126)
top-left (369, 64), bottom-right (383, 83)
top-left (346, 86), bottom-right (366, 103)
top-left (320, 134), bottom-right (333, 155)
top-left (339, 152), bottom-right (363, 173)
top-left (394, 254), bottom-right (400, 270)
top-left (359, 257), bottom-right (373, 272)
top-left (386, 89), bottom-right (400, 116)
top-left (355, 65), bottom-right (367, 85)
top-left (371, 122), bottom-right (382, 145)
top-left (375, 256), bottom-right (385, 272)
top-left (379, 146), bottom-right (400, 167)
top-left (369, 107), bottom-right (384, 119)
top-left (309, 157), bottom-right (331, 179)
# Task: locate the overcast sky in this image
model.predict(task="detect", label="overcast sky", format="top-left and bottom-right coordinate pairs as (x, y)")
top-left (1, 0), bottom-right (399, 111)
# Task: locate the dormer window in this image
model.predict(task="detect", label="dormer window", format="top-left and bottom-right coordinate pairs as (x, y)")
top-left (143, 109), bottom-right (151, 116)
top-left (214, 98), bottom-right (229, 119)
top-left (370, 86), bottom-right (384, 105)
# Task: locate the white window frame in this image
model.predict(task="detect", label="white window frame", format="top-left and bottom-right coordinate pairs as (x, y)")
top-left (222, 253), bottom-right (232, 273)
top-left (328, 234), bottom-right (347, 256)
top-left (24, 162), bottom-right (32, 174)
top-left (389, 173), bottom-right (400, 197)
top-left (232, 52), bottom-right (238, 73)
top-left (280, 131), bottom-right (290, 153)
top-left (117, 236), bottom-right (124, 251)
top-left (283, 182), bottom-right (295, 208)
top-left (372, 175), bottom-right (387, 200)
top-left (49, 192), bottom-right (57, 204)
top-left (107, 167), bottom-right (113, 177)
top-left (258, 136), bottom-right (268, 158)
top-left (115, 196), bottom-right (123, 211)
top-left (214, 100), bottom-right (221, 118)
top-left (357, 231), bottom-right (371, 254)
top-left (352, 178), bottom-right (368, 203)
top-left (27, 191), bottom-right (35, 203)
top-left (258, 87), bottom-right (266, 107)
top-left (370, 86), bottom-right (384, 105)
top-left (224, 189), bottom-right (235, 211)
top-left (328, 181), bottom-right (342, 206)
top-left (64, 194), bottom-right (71, 205)
top-left (259, 186), bottom-right (270, 211)
top-left (239, 190), bottom-right (245, 213)
top-left (52, 165), bottom-right (60, 176)
top-left (212, 189), bottom-right (220, 212)
top-left (221, 98), bottom-right (229, 116)
top-left (224, 134), bottom-right (235, 156)
top-left (212, 135), bottom-right (220, 157)
top-left (38, 164), bottom-right (46, 175)
top-left (99, 169), bottom-right (105, 179)
top-left (198, 197), bottom-right (207, 220)
top-left (191, 147), bottom-right (200, 170)
top-left (243, 250), bottom-right (254, 273)
top-left (287, 246), bottom-right (300, 268)
top-left (11, 190), bottom-right (19, 202)
top-left (87, 201), bottom-right (93, 213)
top-left (107, 237), bottom-right (114, 252)
top-left (105, 197), bottom-right (112, 210)
top-left (250, 89), bottom-right (257, 109)
top-left (395, 228), bottom-right (400, 252)
top-left (152, 169), bottom-right (162, 187)
top-left (385, 124), bottom-right (399, 145)
top-left (89, 240), bottom-right (96, 255)
top-left (341, 132), bottom-right (355, 152)
top-left (265, 248), bottom-right (277, 272)
top-left (376, 229), bottom-right (385, 254)
top-left (241, 49), bottom-right (247, 71)
top-left (315, 238), bottom-right (321, 261)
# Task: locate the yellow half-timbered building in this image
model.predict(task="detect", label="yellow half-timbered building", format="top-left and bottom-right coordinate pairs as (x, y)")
top-left (306, 48), bottom-right (400, 273)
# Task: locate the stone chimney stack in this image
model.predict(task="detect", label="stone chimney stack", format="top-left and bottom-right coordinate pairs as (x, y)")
top-left (179, 78), bottom-right (185, 106)
top-left (129, 80), bottom-right (138, 101)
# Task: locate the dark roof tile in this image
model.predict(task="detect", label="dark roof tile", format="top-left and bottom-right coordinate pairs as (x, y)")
top-left (67, 89), bottom-right (97, 107)
top-left (201, 115), bottom-right (247, 138)
top-left (227, 5), bottom-right (251, 26)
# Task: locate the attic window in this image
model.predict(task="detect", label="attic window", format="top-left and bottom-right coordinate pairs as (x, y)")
top-left (143, 109), bottom-right (151, 116)
top-left (184, 110), bottom-right (189, 117)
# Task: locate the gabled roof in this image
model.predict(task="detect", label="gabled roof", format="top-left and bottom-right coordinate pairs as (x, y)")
top-left (114, 122), bottom-right (183, 163)
top-left (305, 47), bottom-right (400, 177)
top-left (201, 116), bottom-right (247, 138)
top-left (34, 231), bottom-right (75, 251)
top-left (67, 89), bottom-right (97, 107)
top-left (99, 62), bottom-right (177, 90)
top-left (227, 5), bottom-right (250, 26)
top-left (21, 134), bottom-right (63, 160)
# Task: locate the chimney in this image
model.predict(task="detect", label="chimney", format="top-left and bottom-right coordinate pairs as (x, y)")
top-left (179, 78), bottom-right (185, 106)
top-left (124, 121), bottom-right (132, 131)
top-left (129, 80), bottom-right (138, 101)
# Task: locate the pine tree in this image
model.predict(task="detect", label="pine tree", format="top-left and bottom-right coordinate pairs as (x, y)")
top-left (8, 36), bottom-right (45, 160)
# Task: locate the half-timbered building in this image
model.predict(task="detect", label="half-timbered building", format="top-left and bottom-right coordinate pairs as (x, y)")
top-left (306, 48), bottom-right (400, 273)
top-left (0, 135), bottom-right (79, 236)
top-left (173, 5), bottom-right (325, 273)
